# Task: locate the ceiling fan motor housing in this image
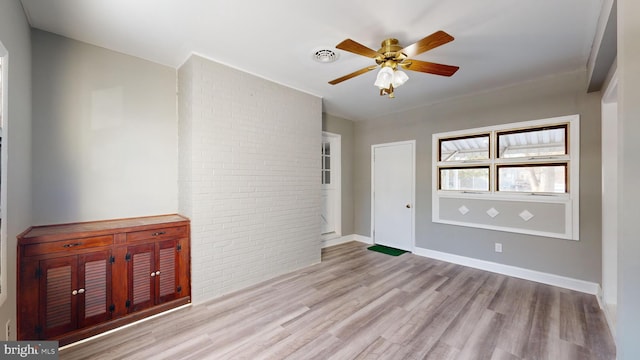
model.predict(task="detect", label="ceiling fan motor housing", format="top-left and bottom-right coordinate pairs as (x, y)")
top-left (376, 38), bottom-right (407, 68)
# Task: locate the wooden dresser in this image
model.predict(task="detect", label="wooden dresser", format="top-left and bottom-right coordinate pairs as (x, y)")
top-left (17, 214), bottom-right (191, 346)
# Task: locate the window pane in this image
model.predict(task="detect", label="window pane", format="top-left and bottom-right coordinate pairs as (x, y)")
top-left (324, 156), bottom-right (330, 171)
top-left (439, 167), bottom-right (489, 191)
top-left (324, 170), bottom-right (331, 185)
top-left (498, 164), bottom-right (566, 193)
top-left (498, 126), bottom-right (566, 158)
top-left (439, 134), bottom-right (489, 162)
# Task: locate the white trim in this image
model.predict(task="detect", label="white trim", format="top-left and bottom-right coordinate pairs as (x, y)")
top-left (600, 68), bottom-right (618, 344)
top-left (0, 42), bottom-right (8, 307)
top-left (59, 303), bottom-right (192, 350)
top-left (432, 115), bottom-right (580, 240)
top-left (353, 234), bottom-right (373, 245)
top-left (602, 66), bottom-right (618, 104)
top-left (413, 247), bottom-right (599, 295)
top-left (371, 140), bottom-right (416, 251)
top-left (321, 132), bottom-right (342, 240)
top-left (435, 219), bottom-right (574, 241)
top-left (597, 283), bottom-right (617, 341)
top-left (322, 234), bottom-right (373, 248)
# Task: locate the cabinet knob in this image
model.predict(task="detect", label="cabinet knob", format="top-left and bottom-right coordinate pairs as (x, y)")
top-left (72, 290), bottom-right (78, 296)
top-left (152, 231), bottom-right (166, 236)
top-left (156, 271), bottom-right (161, 276)
top-left (150, 272), bottom-right (156, 277)
top-left (78, 288), bottom-right (85, 294)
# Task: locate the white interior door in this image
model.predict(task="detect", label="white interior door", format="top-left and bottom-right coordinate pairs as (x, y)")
top-left (372, 141), bottom-right (415, 251)
top-left (321, 132), bottom-right (341, 239)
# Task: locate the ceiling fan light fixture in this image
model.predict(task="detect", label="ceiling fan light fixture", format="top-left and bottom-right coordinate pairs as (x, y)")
top-left (374, 66), bottom-right (394, 89)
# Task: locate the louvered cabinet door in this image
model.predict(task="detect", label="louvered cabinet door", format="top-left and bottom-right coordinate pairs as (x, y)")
top-left (78, 250), bottom-right (112, 328)
top-left (39, 256), bottom-right (78, 339)
top-left (127, 243), bottom-right (155, 312)
top-left (157, 239), bottom-right (180, 304)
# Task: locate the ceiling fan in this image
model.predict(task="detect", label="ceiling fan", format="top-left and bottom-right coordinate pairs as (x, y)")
top-left (328, 30), bottom-right (459, 98)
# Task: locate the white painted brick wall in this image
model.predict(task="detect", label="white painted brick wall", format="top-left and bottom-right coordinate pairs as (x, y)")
top-left (178, 55), bottom-right (322, 303)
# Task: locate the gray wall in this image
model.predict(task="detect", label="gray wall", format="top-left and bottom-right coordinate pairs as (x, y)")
top-left (0, 0), bottom-right (32, 340)
top-left (322, 113), bottom-right (355, 236)
top-left (617, 0), bottom-right (640, 357)
top-left (31, 30), bottom-right (178, 225)
top-left (354, 70), bottom-right (602, 283)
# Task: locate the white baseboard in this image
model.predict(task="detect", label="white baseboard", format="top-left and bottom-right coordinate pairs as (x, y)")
top-left (597, 286), bottom-right (617, 341)
top-left (322, 234), bottom-right (373, 248)
top-left (59, 303), bottom-right (192, 350)
top-left (413, 247), bottom-right (600, 295)
top-left (353, 234), bottom-right (373, 245)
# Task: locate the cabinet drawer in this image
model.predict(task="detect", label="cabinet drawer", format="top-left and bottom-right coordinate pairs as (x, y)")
top-left (126, 226), bottom-right (187, 243)
top-left (23, 235), bottom-right (114, 257)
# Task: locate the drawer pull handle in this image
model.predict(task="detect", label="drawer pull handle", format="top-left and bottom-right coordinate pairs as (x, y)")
top-left (152, 231), bottom-right (166, 236)
top-left (63, 243), bottom-right (82, 248)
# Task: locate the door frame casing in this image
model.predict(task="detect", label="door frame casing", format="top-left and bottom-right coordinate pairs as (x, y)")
top-left (370, 140), bottom-right (416, 251)
top-left (321, 131), bottom-right (342, 240)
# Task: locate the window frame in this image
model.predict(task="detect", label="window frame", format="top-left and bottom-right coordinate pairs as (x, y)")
top-left (432, 115), bottom-right (580, 240)
top-left (438, 133), bottom-right (491, 162)
top-left (438, 165), bottom-right (491, 192)
top-left (496, 124), bottom-right (568, 159)
top-left (496, 162), bottom-right (568, 194)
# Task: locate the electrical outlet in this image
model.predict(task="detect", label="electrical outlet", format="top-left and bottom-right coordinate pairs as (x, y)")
top-left (495, 243), bottom-right (503, 253)
top-left (5, 319), bottom-right (11, 340)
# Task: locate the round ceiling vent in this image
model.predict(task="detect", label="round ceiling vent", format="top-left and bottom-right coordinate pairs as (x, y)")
top-left (312, 48), bottom-right (339, 63)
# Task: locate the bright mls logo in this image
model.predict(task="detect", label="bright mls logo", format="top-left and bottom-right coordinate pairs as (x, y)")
top-left (1, 341), bottom-right (58, 359)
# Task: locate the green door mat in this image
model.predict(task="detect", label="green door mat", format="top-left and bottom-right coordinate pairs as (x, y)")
top-left (367, 244), bottom-right (409, 256)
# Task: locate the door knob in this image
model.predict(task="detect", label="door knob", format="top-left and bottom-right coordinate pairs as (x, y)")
top-left (406, 204), bottom-right (411, 208)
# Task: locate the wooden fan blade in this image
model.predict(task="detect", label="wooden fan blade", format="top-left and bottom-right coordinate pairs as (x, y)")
top-left (402, 59), bottom-right (459, 76)
top-left (328, 66), bottom-right (377, 85)
top-left (335, 39), bottom-right (380, 58)
top-left (400, 30), bottom-right (454, 58)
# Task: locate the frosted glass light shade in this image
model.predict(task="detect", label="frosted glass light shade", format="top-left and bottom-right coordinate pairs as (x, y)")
top-left (392, 70), bottom-right (409, 87)
top-left (374, 67), bottom-right (394, 89)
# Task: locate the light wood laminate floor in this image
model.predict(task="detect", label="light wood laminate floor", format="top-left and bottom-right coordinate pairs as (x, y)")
top-left (60, 242), bottom-right (616, 360)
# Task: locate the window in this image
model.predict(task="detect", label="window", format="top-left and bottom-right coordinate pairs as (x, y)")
top-left (439, 166), bottom-right (489, 191)
top-left (432, 115), bottom-right (579, 240)
top-left (497, 163), bottom-right (567, 193)
top-left (439, 134), bottom-right (489, 161)
top-left (321, 141), bottom-right (331, 185)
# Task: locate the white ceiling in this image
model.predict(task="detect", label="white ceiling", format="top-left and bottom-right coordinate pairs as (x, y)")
top-left (20, 0), bottom-right (604, 121)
